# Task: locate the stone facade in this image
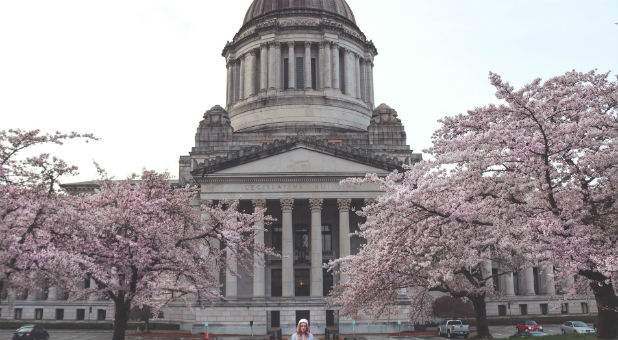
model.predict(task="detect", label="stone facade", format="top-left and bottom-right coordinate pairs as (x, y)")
top-left (0, 0), bottom-right (597, 334)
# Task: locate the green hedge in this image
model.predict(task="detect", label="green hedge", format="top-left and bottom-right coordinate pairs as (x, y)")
top-left (0, 321), bottom-right (179, 330)
top-left (461, 315), bottom-right (596, 326)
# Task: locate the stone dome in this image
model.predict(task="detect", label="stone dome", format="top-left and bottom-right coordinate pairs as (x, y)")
top-left (243, 0), bottom-right (356, 25)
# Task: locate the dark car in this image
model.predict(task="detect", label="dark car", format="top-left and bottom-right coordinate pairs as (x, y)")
top-left (12, 325), bottom-right (49, 340)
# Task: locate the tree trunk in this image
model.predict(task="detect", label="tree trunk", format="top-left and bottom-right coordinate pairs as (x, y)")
top-left (145, 318), bottom-right (150, 333)
top-left (589, 281), bottom-right (618, 339)
top-left (112, 299), bottom-right (132, 340)
top-left (470, 293), bottom-right (491, 338)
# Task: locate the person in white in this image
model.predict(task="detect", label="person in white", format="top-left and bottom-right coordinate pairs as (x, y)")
top-left (291, 319), bottom-right (313, 340)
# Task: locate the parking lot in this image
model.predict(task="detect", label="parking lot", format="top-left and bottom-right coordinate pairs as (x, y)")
top-left (0, 329), bottom-right (113, 340)
top-left (0, 324), bottom-right (568, 340)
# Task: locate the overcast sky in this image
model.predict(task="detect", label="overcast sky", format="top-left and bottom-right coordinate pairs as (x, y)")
top-left (1, 0), bottom-right (616, 183)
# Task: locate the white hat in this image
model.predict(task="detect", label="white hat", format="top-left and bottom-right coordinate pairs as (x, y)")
top-left (298, 319), bottom-right (309, 327)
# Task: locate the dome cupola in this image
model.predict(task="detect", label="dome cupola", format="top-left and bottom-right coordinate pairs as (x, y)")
top-left (223, 0), bottom-right (377, 132)
top-left (243, 0), bottom-right (356, 26)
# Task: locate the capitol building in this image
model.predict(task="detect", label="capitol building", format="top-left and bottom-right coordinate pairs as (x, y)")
top-left (1, 0), bottom-right (596, 334)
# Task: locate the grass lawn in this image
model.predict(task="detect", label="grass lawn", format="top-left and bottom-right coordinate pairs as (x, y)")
top-left (505, 334), bottom-right (597, 340)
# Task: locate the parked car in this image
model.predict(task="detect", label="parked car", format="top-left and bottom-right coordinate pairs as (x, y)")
top-left (438, 319), bottom-right (470, 338)
top-left (516, 320), bottom-right (543, 332)
top-left (561, 321), bottom-right (596, 334)
top-left (12, 325), bottom-right (49, 340)
top-left (510, 331), bottom-right (549, 338)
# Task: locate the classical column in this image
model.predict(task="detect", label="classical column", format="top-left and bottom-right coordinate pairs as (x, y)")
top-left (226, 60), bottom-right (233, 107)
top-left (225, 248), bottom-right (238, 299)
top-left (288, 42), bottom-right (296, 89)
top-left (252, 199), bottom-right (266, 299)
top-left (47, 286), bottom-right (58, 301)
top-left (368, 61), bottom-right (375, 106)
top-left (88, 277), bottom-right (98, 301)
top-left (519, 267), bottom-right (536, 295)
top-left (502, 271), bottom-right (516, 297)
top-left (247, 50), bottom-right (257, 97)
top-left (344, 49), bottom-right (356, 97)
top-left (309, 199), bottom-right (323, 297)
top-left (281, 199), bottom-right (295, 297)
top-left (268, 42), bottom-right (277, 89)
top-left (540, 265), bottom-right (556, 295)
top-left (239, 55), bottom-right (246, 100)
top-left (260, 44), bottom-right (268, 91)
top-left (355, 54), bottom-right (361, 99)
top-left (481, 259), bottom-right (493, 289)
top-left (274, 42), bottom-right (282, 90)
top-left (304, 42), bottom-right (312, 89)
top-left (331, 43), bottom-right (340, 90)
top-left (337, 199), bottom-right (351, 283)
top-left (323, 42), bottom-right (332, 89)
top-left (8, 288), bottom-right (17, 301)
top-left (318, 42), bottom-right (325, 89)
top-left (233, 61), bottom-right (240, 103)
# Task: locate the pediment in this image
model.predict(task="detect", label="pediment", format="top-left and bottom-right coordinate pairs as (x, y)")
top-left (214, 147), bottom-right (388, 175)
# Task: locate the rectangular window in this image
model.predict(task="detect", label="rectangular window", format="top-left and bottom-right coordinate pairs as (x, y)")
top-left (326, 310), bottom-right (336, 327)
top-left (311, 58), bottom-right (317, 89)
top-left (498, 305), bottom-right (507, 316)
top-left (55, 309), bottom-right (64, 320)
top-left (97, 309), bottom-right (106, 321)
top-left (270, 311), bottom-right (280, 328)
top-left (295, 269), bottom-right (310, 296)
top-left (272, 225), bottom-right (282, 252)
top-left (540, 303), bottom-right (548, 315)
top-left (322, 224), bottom-right (332, 253)
top-left (271, 269), bottom-right (282, 297)
top-left (323, 268), bottom-right (333, 296)
top-left (519, 304), bottom-right (528, 315)
top-left (14, 308), bottom-right (22, 320)
top-left (533, 267), bottom-right (540, 294)
top-left (296, 57), bottom-right (304, 89)
top-left (561, 303), bottom-right (569, 314)
top-left (581, 302), bottom-right (589, 314)
top-left (35, 308), bottom-right (43, 320)
top-left (84, 277), bottom-right (90, 289)
top-left (283, 58), bottom-right (289, 89)
top-left (76, 308), bottom-right (85, 320)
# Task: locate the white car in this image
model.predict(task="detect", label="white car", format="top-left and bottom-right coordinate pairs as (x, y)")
top-left (560, 321), bottom-right (596, 334)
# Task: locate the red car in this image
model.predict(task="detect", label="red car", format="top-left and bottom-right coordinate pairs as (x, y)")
top-left (517, 320), bottom-right (543, 332)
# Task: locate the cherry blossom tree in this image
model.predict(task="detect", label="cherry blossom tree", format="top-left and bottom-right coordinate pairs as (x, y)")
top-left (431, 70), bottom-right (617, 338)
top-left (330, 70), bottom-right (617, 339)
top-left (330, 163), bottom-right (534, 338)
top-left (40, 171), bottom-right (271, 340)
top-left (0, 129), bottom-right (94, 287)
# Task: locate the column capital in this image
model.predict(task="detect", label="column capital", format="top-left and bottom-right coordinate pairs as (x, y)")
top-left (305, 41), bottom-right (312, 48)
top-left (248, 50), bottom-right (257, 56)
top-left (337, 198), bottom-right (352, 212)
top-left (280, 198), bottom-right (294, 212)
top-left (309, 198), bottom-right (323, 212)
top-left (252, 199), bottom-right (266, 210)
top-left (319, 41), bottom-right (327, 49)
top-left (287, 41), bottom-right (295, 48)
